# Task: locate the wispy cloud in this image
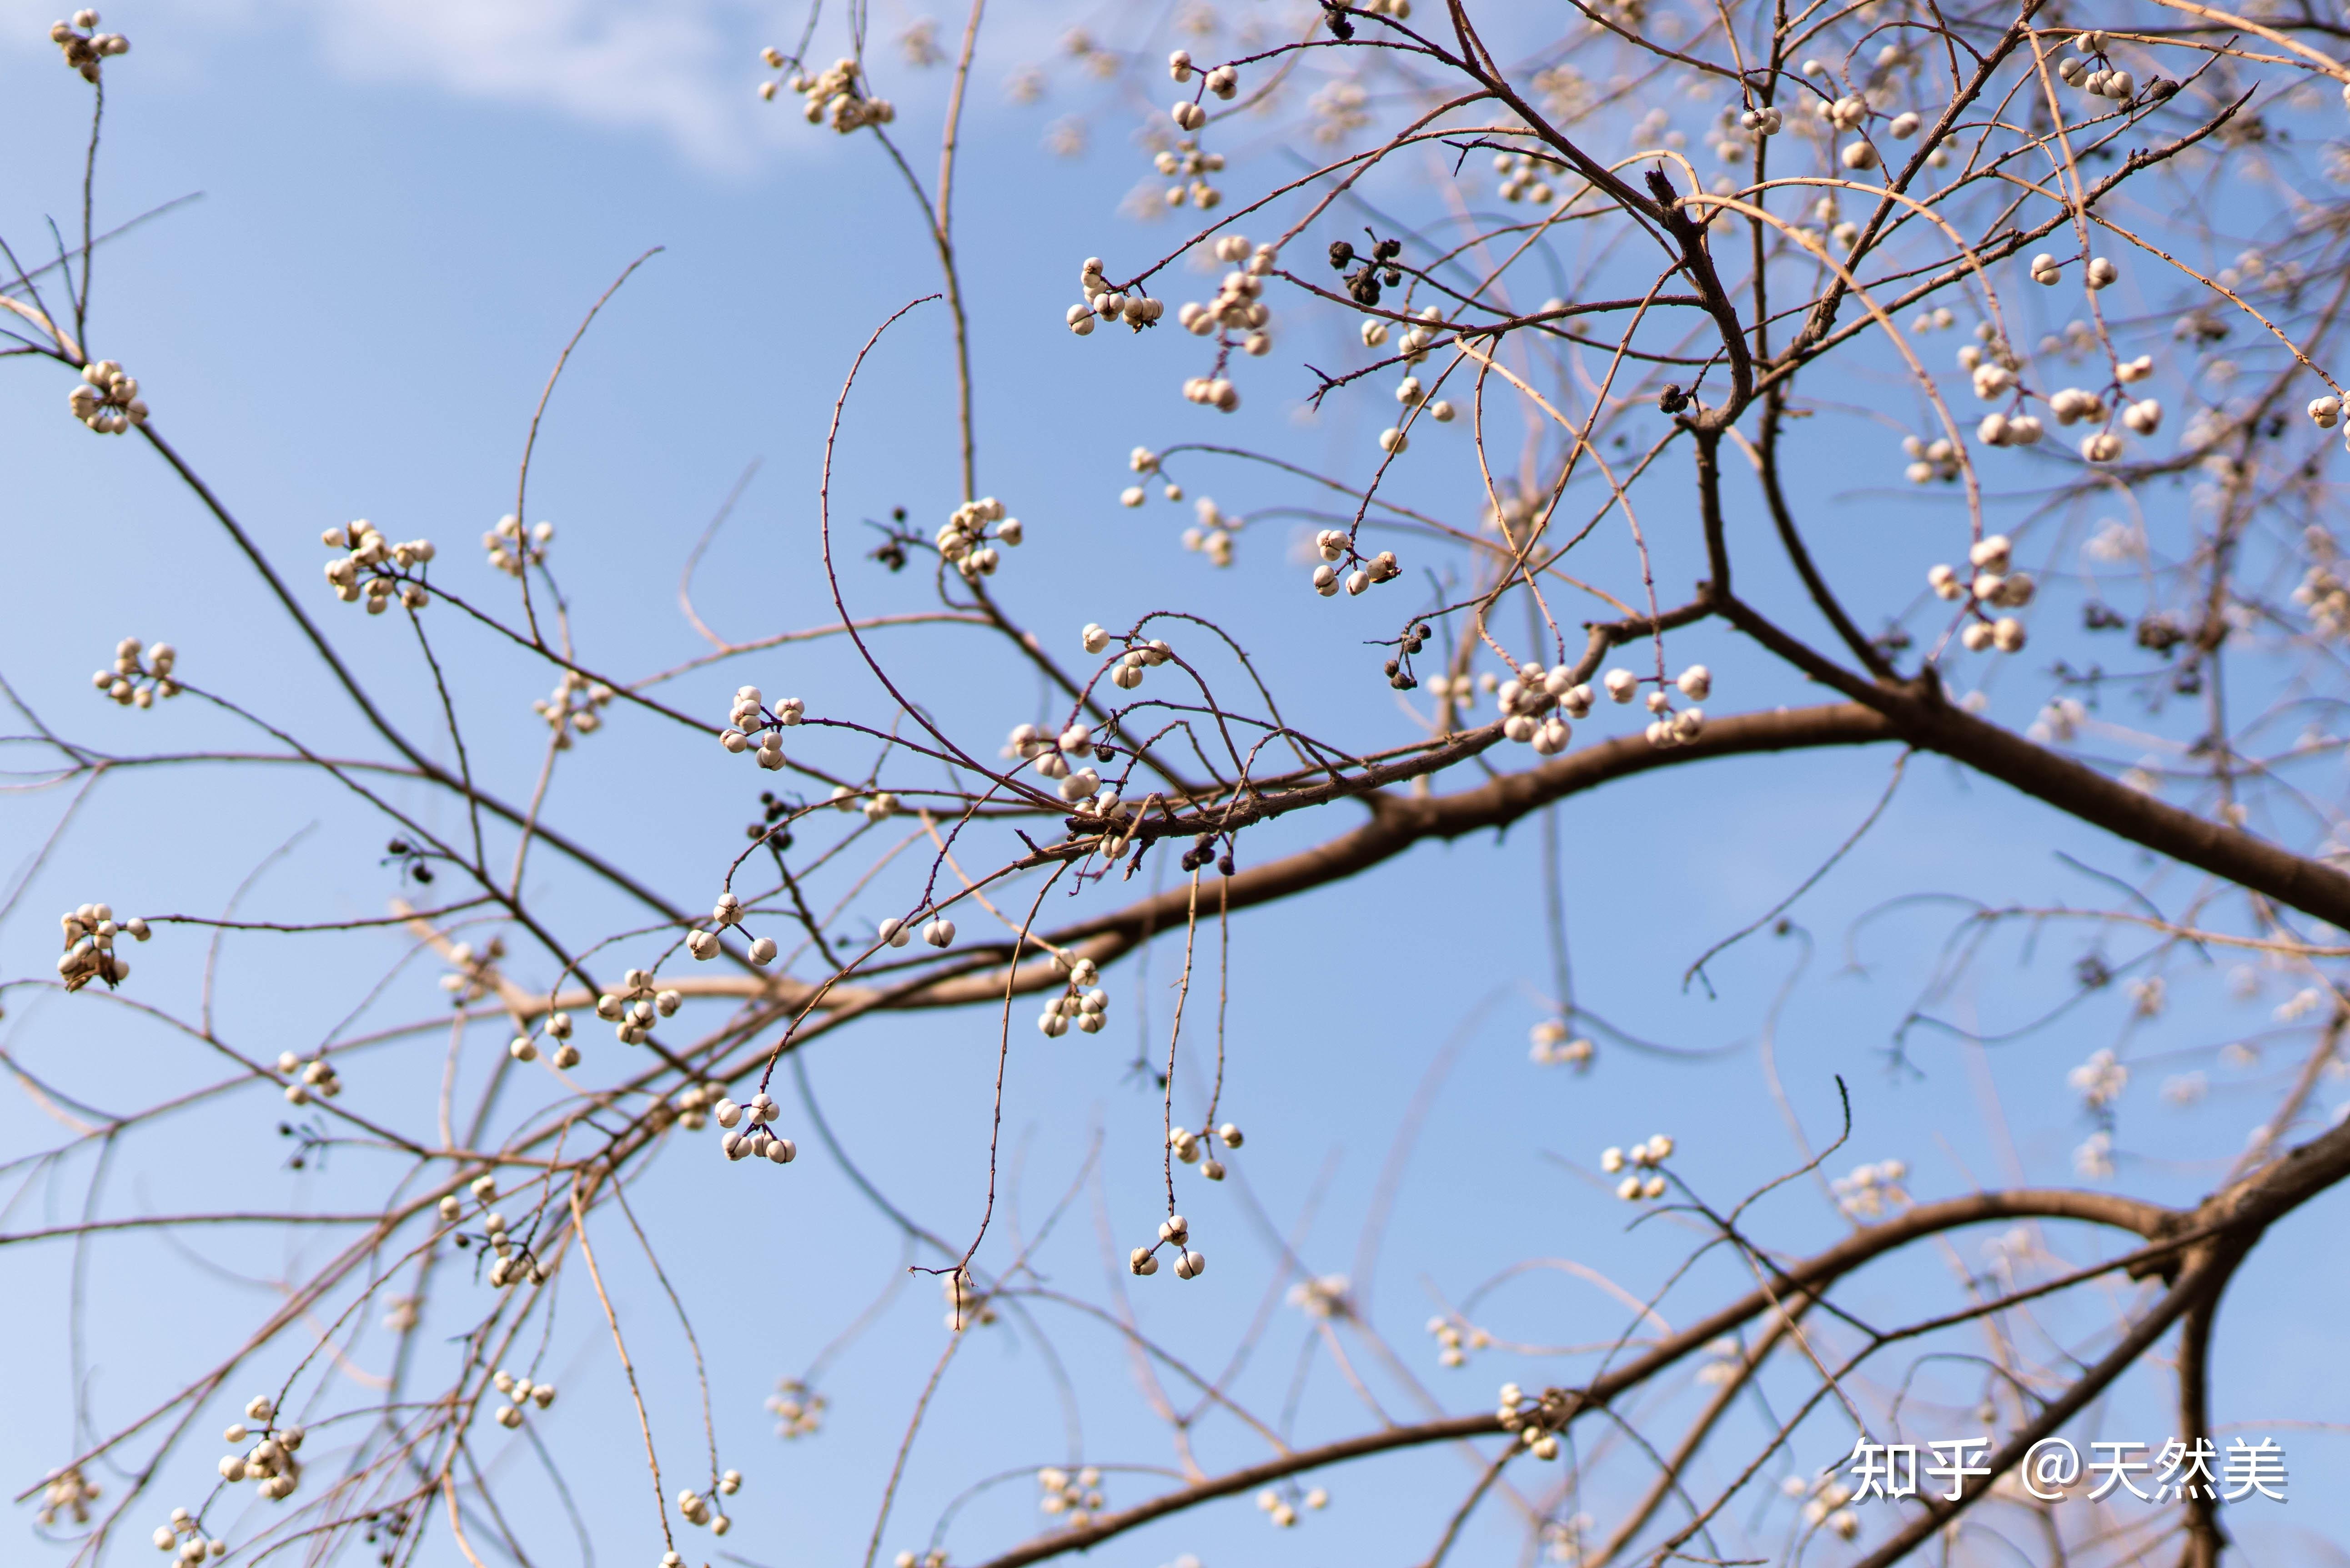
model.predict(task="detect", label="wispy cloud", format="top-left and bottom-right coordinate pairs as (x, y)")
top-left (4, 0), bottom-right (1099, 170)
top-left (7, 0), bottom-right (795, 168)
top-left (305, 0), bottom-right (774, 166)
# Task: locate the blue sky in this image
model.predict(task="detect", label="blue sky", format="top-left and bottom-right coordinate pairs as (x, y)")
top-left (2, 5), bottom-right (2346, 1565)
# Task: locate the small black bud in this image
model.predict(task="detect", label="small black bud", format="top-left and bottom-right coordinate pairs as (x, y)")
top-left (1216, 855), bottom-right (1235, 876)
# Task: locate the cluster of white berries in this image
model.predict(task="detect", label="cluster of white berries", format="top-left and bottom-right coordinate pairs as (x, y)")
top-left (57, 901), bottom-right (146, 992)
top-left (1036, 954), bottom-right (1108, 1035)
top-left (67, 359), bottom-right (146, 432)
top-left (1973, 410), bottom-right (2046, 448)
top-left (321, 522), bottom-right (433, 613)
top-left (1180, 496), bottom-right (1240, 565)
top-left (595, 967), bottom-right (683, 1043)
top-left (1166, 1119), bottom-right (1242, 1181)
top-left (1818, 91), bottom-right (1870, 132)
top-left (1528, 1019), bottom-right (1595, 1069)
top-left (1926, 534), bottom-right (2032, 653)
top-left (275, 1049), bottom-right (342, 1104)
top-left (482, 514), bottom-right (552, 576)
top-left (1117, 446), bottom-right (1185, 508)
top-left (478, 1191), bottom-right (549, 1288)
top-left (216, 1397), bottom-right (304, 1501)
top-left (1492, 150), bottom-right (1559, 205)
top-left (490, 1366), bottom-right (558, 1428)
top-left (1253, 1484), bottom-right (1328, 1528)
top-left (715, 1088), bottom-right (799, 1166)
top-left (1009, 717), bottom-right (1114, 806)
top-left (1130, 1211), bottom-right (1206, 1278)
top-left (91, 636), bottom-right (179, 707)
top-left (1496, 1382), bottom-right (1568, 1462)
top-left (935, 496), bottom-right (1022, 579)
top-left (1391, 307), bottom-right (1444, 366)
top-left (1788, 1473), bottom-right (1860, 1539)
top-left (1610, 662), bottom-right (1711, 749)
top-left (1738, 104), bottom-right (1783, 136)
top-left (50, 10), bottom-right (127, 79)
top-left (2310, 394), bottom-right (2345, 430)
top-left (1598, 1133), bottom-right (1675, 1201)
top-left (1831, 1158), bottom-right (1911, 1220)
top-left (1069, 256), bottom-right (1165, 337)
top-left (1496, 658), bottom-right (1592, 753)
top-left (533, 668), bottom-right (613, 748)
top-left (2068, 1047), bottom-right (2129, 1110)
top-left (149, 1505), bottom-right (224, 1562)
top-left (437, 1172), bottom-right (496, 1226)
top-left (1172, 245), bottom-right (1277, 399)
top-left (508, 1008), bottom-right (577, 1069)
top-left (437, 936), bottom-right (506, 1005)
top-left (1900, 432), bottom-right (1963, 482)
top-left (690, 890), bottom-right (768, 965)
top-left (1167, 50), bottom-right (1239, 134)
top-left (1096, 630), bottom-right (1171, 692)
top-left (1287, 1272), bottom-right (1350, 1319)
top-left (1426, 1312), bottom-right (1490, 1367)
top-left (1309, 530), bottom-right (1402, 599)
top-left (768, 1378), bottom-right (827, 1437)
top-left (2049, 393), bottom-right (2135, 461)
top-left (1390, 372), bottom-right (1455, 426)
top-left (2054, 35), bottom-right (2139, 103)
top-left (1151, 137), bottom-right (1228, 210)
top-left (38, 1467), bottom-right (101, 1528)
top-left (2295, 546), bottom-right (2350, 638)
top-left (875, 907), bottom-right (957, 953)
top-left (718, 683), bottom-right (805, 769)
top-left (758, 52), bottom-right (894, 130)
top-left (675, 1470), bottom-right (741, 1536)
top-left (1036, 1466), bottom-right (1104, 1527)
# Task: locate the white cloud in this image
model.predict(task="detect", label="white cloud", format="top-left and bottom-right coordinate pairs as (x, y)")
top-left (6, 0), bottom-right (792, 168)
top-left (304, 0), bottom-right (770, 167)
top-left (6, 0), bottom-right (1091, 170)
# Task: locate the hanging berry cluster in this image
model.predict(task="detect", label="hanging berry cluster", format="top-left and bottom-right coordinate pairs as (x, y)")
top-left (66, 359), bottom-right (145, 432)
top-left (91, 637), bottom-right (178, 706)
top-left (56, 901), bottom-right (146, 992)
top-left (759, 52), bottom-right (895, 131)
top-left (321, 522), bottom-right (433, 614)
top-left (49, 9), bottom-right (127, 79)
top-left (719, 683), bottom-right (806, 768)
top-left (936, 496), bottom-right (1022, 579)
